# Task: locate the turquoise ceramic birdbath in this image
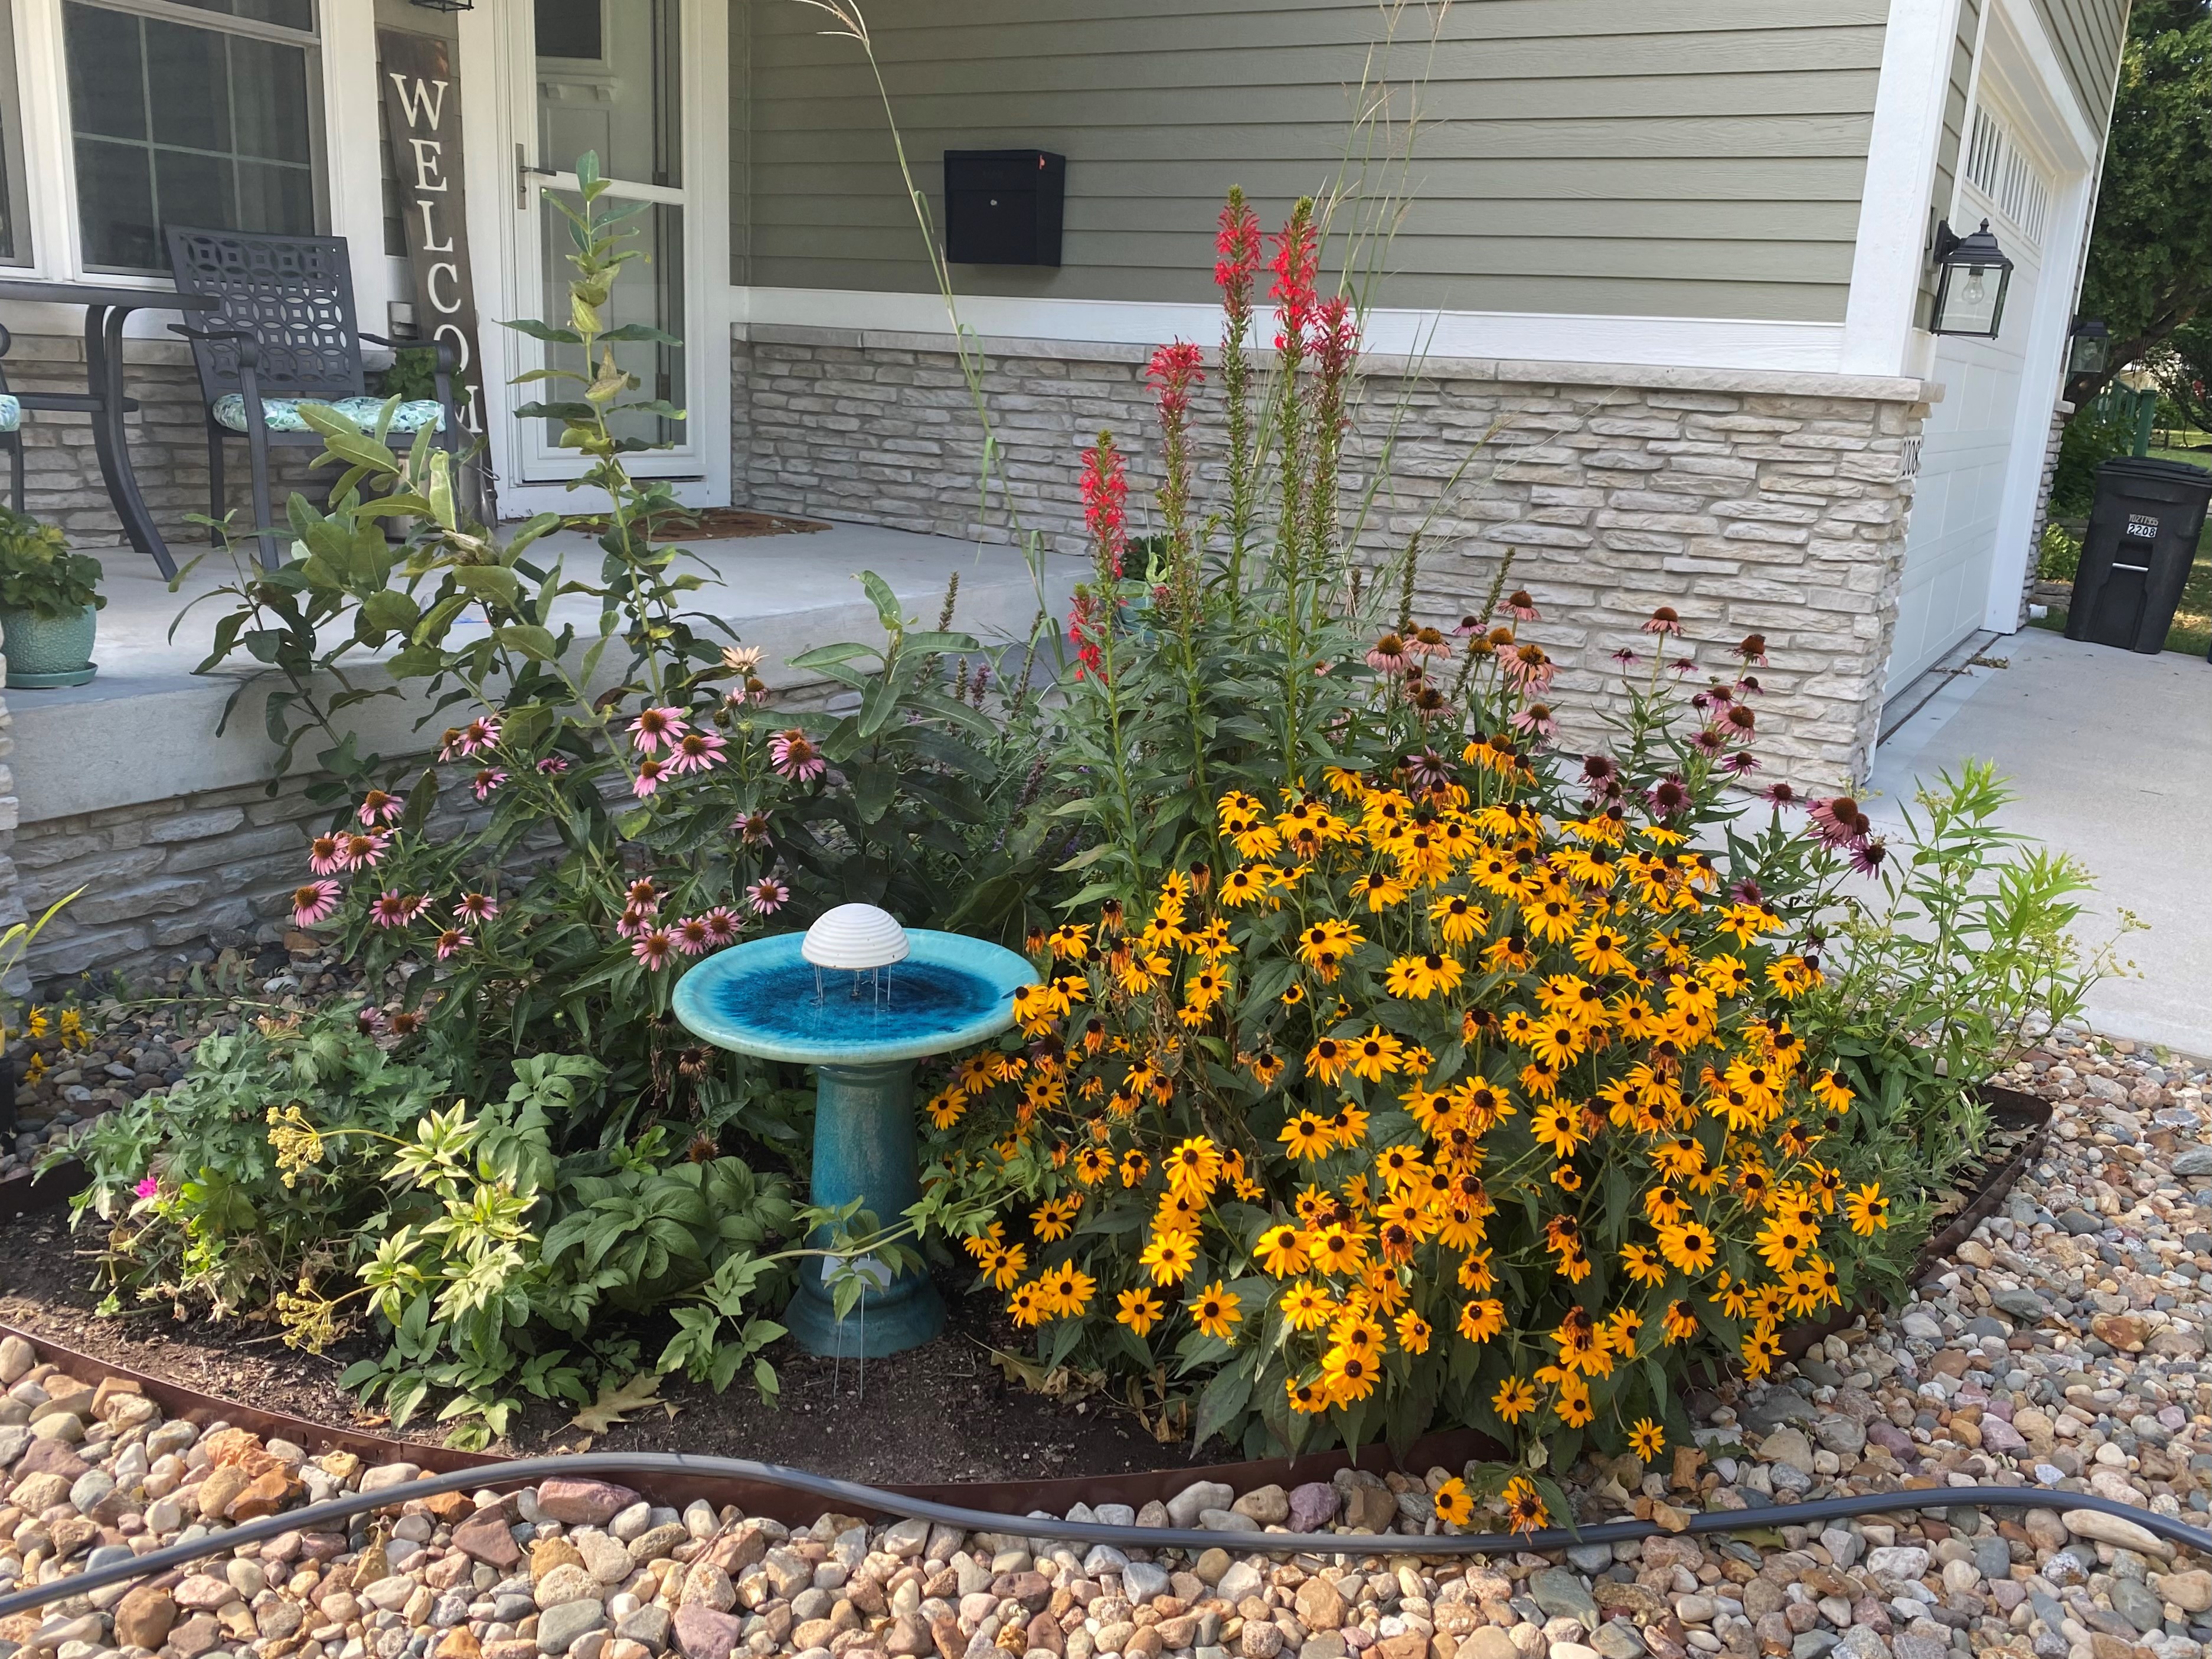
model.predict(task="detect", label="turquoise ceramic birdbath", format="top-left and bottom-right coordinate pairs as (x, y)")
top-left (671, 909), bottom-right (1033, 1358)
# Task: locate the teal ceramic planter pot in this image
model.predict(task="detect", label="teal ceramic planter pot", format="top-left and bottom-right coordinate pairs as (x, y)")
top-left (673, 925), bottom-right (1034, 1358)
top-left (1, 605), bottom-right (97, 688)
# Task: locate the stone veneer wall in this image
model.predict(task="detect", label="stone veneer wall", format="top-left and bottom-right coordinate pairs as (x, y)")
top-left (0, 334), bottom-right (328, 549)
top-left (733, 324), bottom-right (1931, 791)
top-left (2021, 400), bottom-right (2075, 623)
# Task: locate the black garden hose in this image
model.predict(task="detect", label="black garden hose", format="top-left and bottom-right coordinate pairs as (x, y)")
top-left (1, 1453), bottom-right (2208, 1621)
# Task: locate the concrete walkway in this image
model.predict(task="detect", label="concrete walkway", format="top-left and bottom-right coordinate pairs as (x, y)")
top-left (1866, 626), bottom-right (2212, 1058)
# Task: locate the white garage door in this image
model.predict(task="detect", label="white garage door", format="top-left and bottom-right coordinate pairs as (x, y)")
top-left (1888, 107), bottom-right (2054, 693)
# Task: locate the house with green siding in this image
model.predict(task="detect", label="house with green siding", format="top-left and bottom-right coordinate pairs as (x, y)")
top-left (0, 0), bottom-right (2132, 793)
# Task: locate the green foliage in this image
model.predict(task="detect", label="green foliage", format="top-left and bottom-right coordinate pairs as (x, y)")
top-left (2037, 521), bottom-right (2083, 582)
top-left (1804, 762), bottom-right (2125, 1192)
top-left (2052, 398), bottom-right (2139, 517)
top-left (2073, 0), bottom-right (2212, 397)
top-left (181, 158), bottom-right (1057, 1134)
top-left (0, 507), bottom-right (104, 619)
top-left (376, 345), bottom-right (442, 404)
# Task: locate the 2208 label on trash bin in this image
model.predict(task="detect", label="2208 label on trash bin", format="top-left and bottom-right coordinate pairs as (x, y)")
top-left (2125, 514), bottom-right (2161, 539)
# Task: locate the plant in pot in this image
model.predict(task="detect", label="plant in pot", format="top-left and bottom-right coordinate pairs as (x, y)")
top-left (0, 507), bottom-right (104, 688)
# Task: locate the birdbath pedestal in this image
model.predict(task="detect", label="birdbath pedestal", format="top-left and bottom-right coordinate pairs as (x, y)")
top-left (672, 906), bottom-right (1031, 1359)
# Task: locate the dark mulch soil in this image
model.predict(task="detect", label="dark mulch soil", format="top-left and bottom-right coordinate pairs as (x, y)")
top-left (0, 1206), bottom-right (1177, 1486)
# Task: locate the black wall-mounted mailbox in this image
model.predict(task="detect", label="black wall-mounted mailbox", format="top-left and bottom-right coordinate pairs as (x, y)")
top-left (943, 149), bottom-right (1065, 266)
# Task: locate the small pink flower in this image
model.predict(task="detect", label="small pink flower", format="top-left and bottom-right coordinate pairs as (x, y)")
top-left (337, 831), bottom-right (390, 871)
top-left (633, 755), bottom-right (669, 798)
top-left (669, 730), bottom-right (726, 775)
top-left (308, 834), bottom-right (344, 875)
top-left (368, 891), bottom-right (422, 929)
top-left (357, 1005), bottom-right (388, 1034)
top-left (615, 905), bottom-right (653, 940)
top-left (730, 811), bottom-right (770, 845)
top-left (1762, 782), bottom-right (1798, 806)
top-left (1668, 657), bottom-right (1698, 678)
top-left (537, 755), bottom-right (571, 775)
top-left (1610, 648), bottom-right (1640, 668)
top-left (1641, 606), bottom-right (1683, 637)
top-left (472, 768), bottom-right (508, 801)
top-left (746, 876), bottom-right (789, 916)
top-left (626, 879), bottom-right (661, 913)
top-left (292, 880), bottom-right (342, 928)
top-left (1735, 674), bottom-right (1765, 698)
top-left (435, 929), bottom-right (472, 960)
top-left (1364, 633), bottom-right (1409, 675)
top-left (672, 915), bottom-right (713, 955)
top-left (1806, 795), bottom-right (1871, 848)
top-left (1720, 750), bottom-right (1760, 776)
top-left (444, 716), bottom-right (501, 759)
top-left (133, 1175), bottom-right (159, 1200)
top-left (1691, 727), bottom-right (1729, 758)
top-left (1649, 775), bottom-right (1690, 818)
top-left (455, 892), bottom-right (499, 923)
top-left (1847, 837), bottom-right (1888, 876)
top-left (1502, 590), bottom-right (1541, 622)
top-left (357, 789), bottom-right (404, 827)
top-left (701, 906), bottom-right (743, 945)
top-left (1502, 642), bottom-right (1556, 694)
top-left (1508, 702), bottom-right (1558, 740)
top-left (1403, 748), bottom-right (1450, 794)
top-left (629, 706), bottom-right (689, 755)
top-left (1453, 615), bottom-right (1483, 637)
top-left (769, 729), bottom-right (825, 783)
top-left (632, 928), bottom-right (674, 970)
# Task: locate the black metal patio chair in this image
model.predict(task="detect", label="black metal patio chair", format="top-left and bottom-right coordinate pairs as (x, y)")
top-left (165, 227), bottom-right (459, 568)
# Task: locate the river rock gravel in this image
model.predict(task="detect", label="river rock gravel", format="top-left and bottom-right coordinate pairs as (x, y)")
top-left (0, 1028), bottom-right (2206, 1659)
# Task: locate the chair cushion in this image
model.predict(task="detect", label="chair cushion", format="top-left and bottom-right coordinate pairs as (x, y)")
top-left (0, 394), bottom-right (17, 434)
top-left (211, 393), bottom-right (445, 436)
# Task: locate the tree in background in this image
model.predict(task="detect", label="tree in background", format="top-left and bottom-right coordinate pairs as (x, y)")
top-left (2149, 314), bottom-right (2212, 440)
top-left (2065, 0), bottom-right (2212, 412)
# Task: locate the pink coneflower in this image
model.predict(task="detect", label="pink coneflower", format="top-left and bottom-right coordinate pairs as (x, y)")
top-left (626, 879), bottom-right (661, 913)
top-left (472, 768), bottom-right (508, 802)
top-left (629, 706), bottom-right (689, 755)
top-left (1502, 590), bottom-right (1540, 622)
top-left (1848, 837), bottom-right (1888, 876)
top-left (357, 789), bottom-right (404, 827)
top-left (1737, 633), bottom-right (1769, 665)
top-left (615, 905), bottom-right (653, 940)
top-left (1668, 658), bottom-right (1699, 678)
top-left (1806, 795), bottom-right (1871, 848)
top-left (292, 880), bottom-right (342, 928)
top-left (1762, 781), bottom-right (1799, 807)
top-left (730, 811), bottom-right (770, 846)
top-left (1641, 606), bottom-right (1683, 637)
top-left (1365, 633), bottom-right (1408, 675)
top-left (338, 832), bottom-right (390, 871)
top-left (1649, 776), bottom-right (1690, 818)
top-left (1508, 702), bottom-right (1558, 739)
top-left (734, 677), bottom-right (770, 707)
top-left (670, 730), bottom-right (727, 775)
top-left (455, 892), bottom-right (499, 923)
top-left (357, 1005), bottom-right (388, 1035)
top-left (1403, 747), bottom-right (1451, 794)
top-left (448, 716), bottom-right (500, 758)
top-left (1729, 878), bottom-right (1766, 906)
top-left (309, 834), bottom-right (344, 876)
top-left (701, 906), bottom-right (743, 945)
top-left (435, 929), bottom-right (472, 961)
top-left (1503, 642), bottom-right (1556, 694)
top-left (769, 730), bottom-right (825, 783)
top-left (1610, 647), bottom-right (1640, 668)
top-left (746, 876), bottom-right (789, 916)
top-left (133, 1175), bottom-right (158, 1200)
top-left (1703, 682), bottom-right (1734, 708)
top-left (368, 891), bottom-right (417, 929)
top-left (1408, 626), bottom-right (1452, 661)
top-left (633, 756), bottom-right (669, 799)
top-left (1453, 615), bottom-right (1483, 636)
top-left (1723, 704), bottom-right (1757, 743)
top-left (672, 915), bottom-right (713, 955)
top-left (1692, 727), bottom-right (1729, 758)
top-left (1581, 755), bottom-right (1618, 791)
top-left (537, 755), bottom-right (571, 775)
top-left (632, 928), bottom-right (674, 970)
top-left (1735, 675), bottom-right (1765, 698)
top-left (1720, 751), bottom-right (1760, 776)
top-left (388, 1009), bottom-right (423, 1038)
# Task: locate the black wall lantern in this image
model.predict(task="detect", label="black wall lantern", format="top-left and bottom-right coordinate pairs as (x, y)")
top-left (1929, 218), bottom-right (2013, 338)
top-left (2067, 316), bottom-right (2112, 375)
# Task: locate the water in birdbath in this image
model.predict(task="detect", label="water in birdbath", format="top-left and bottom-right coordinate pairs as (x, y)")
top-left (688, 956), bottom-right (1007, 1051)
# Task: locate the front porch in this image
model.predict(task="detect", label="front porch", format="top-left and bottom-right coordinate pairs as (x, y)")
top-left (5, 518), bottom-right (1074, 981)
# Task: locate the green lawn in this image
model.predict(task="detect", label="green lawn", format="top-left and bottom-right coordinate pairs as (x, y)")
top-left (2031, 443), bottom-right (2212, 658)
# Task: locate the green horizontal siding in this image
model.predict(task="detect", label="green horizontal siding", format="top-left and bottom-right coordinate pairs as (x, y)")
top-left (738, 0), bottom-right (1886, 324)
top-left (2032, 0), bottom-right (2130, 121)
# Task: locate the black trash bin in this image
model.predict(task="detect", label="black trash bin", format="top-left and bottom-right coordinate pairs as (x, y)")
top-left (2064, 455), bottom-right (2212, 654)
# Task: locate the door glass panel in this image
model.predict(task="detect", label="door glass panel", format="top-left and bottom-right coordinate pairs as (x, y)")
top-left (537, 196), bottom-right (685, 448)
top-left (535, 0), bottom-right (682, 188)
top-left (0, 0), bottom-right (35, 263)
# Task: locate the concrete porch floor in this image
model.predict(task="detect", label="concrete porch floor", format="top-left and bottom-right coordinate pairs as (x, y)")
top-left (15, 519), bottom-right (1075, 825)
top-left (1865, 627), bottom-right (2212, 1059)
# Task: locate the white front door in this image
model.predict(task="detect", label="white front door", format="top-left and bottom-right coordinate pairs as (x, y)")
top-left (466, 0), bottom-right (729, 518)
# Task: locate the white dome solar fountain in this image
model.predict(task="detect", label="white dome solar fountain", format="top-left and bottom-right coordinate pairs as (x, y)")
top-left (672, 903), bottom-right (1032, 1357)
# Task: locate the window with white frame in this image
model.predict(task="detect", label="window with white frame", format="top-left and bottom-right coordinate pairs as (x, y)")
top-left (58, 0), bottom-right (325, 274)
top-left (1963, 102), bottom-right (2053, 249)
top-left (0, 0), bottom-right (30, 265)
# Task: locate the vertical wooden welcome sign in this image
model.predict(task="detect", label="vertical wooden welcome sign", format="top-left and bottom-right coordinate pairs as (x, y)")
top-left (377, 28), bottom-right (494, 518)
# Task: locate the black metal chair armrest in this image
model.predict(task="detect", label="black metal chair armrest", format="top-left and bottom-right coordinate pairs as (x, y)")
top-left (166, 322), bottom-right (262, 368)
